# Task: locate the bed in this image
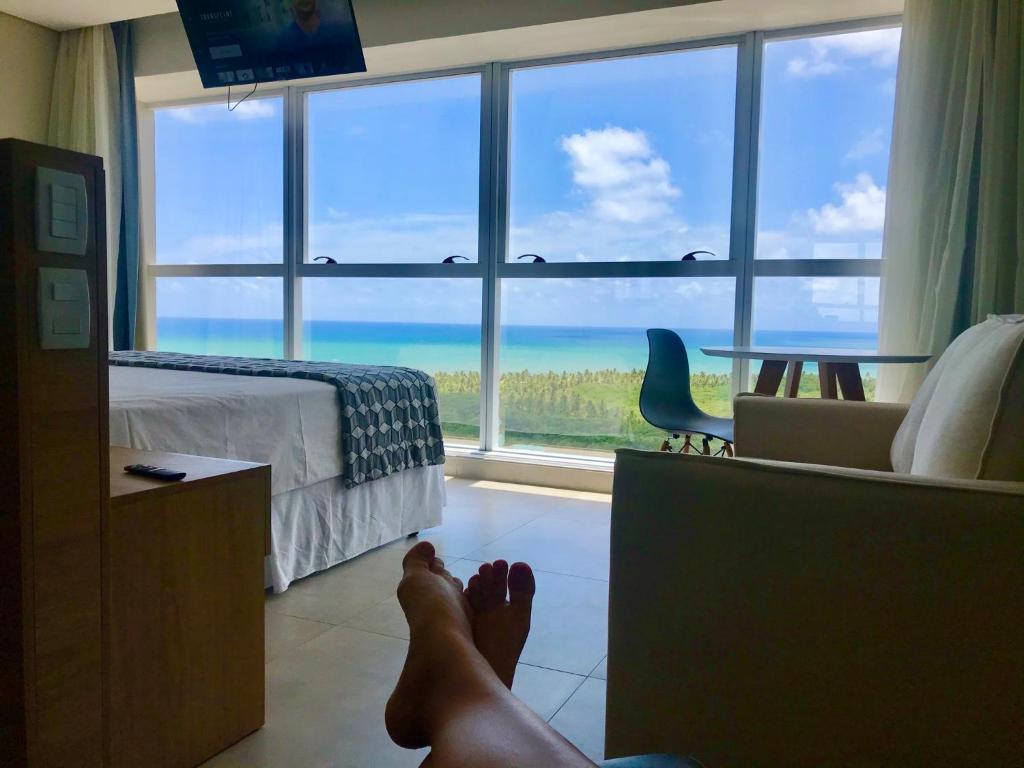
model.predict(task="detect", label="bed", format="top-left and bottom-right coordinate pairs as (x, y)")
top-left (108, 360), bottom-right (446, 593)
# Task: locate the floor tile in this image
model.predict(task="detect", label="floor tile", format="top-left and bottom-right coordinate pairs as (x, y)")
top-left (344, 595), bottom-right (408, 640)
top-left (465, 500), bottom-right (611, 581)
top-left (522, 570), bottom-right (608, 676)
top-left (549, 677), bottom-right (608, 763)
top-left (202, 626), bottom-right (426, 768)
top-left (266, 545), bottom-right (407, 625)
top-left (589, 656), bottom-right (608, 680)
top-left (513, 664), bottom-right (587, 722)
top-left (265, 610), bottom-right (333, 664)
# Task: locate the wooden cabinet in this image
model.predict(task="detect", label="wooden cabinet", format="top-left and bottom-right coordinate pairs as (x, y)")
top-left (106, 447), bottom-right (270, 768)
top-left (0, 139), bottom-right (108, 768)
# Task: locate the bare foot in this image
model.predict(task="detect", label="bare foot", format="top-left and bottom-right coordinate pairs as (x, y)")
top-left (464, 560), bottom-right (536, 688)
top-left (385, 541), bottom-right (476, 749)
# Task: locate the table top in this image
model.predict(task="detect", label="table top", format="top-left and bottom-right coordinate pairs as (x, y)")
top-left (110, 446), bottom-right (267, 501)
top-left (700, 346), bottom-right (932, 364)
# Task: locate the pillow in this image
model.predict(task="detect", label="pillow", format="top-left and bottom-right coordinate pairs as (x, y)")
top-left (892, 315), bottom-right (1024, 480)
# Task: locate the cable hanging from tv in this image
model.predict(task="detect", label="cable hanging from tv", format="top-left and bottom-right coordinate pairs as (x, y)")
top-left (228, 82), bottom-right (259, 112)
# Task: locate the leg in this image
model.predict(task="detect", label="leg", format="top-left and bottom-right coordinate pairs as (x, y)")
top-left (818, 362), bottom-right (838, 399)
top-left (784, 360), bottom-right (803, 398)
top-left (753, 360), bottom-right (787, 397)
top-left (833, 363), bottom-right (866, 401)
top-left (387, 542), bottom-right (596, 768)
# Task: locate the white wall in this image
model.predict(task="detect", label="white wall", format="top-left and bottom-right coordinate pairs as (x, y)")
top-left (133, 0), bottom-right (714, 78)
top-left (0, 12), bottom-right (59, 142)
top-left (133, 0), bottom-right (903, 103)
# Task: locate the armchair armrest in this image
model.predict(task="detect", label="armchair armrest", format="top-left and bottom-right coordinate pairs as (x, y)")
top-left (734, 395), bottom-right (909, 470)
top-left (607, 449), bottom-right (1024, 767)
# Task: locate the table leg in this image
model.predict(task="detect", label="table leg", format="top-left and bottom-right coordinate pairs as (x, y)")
top-left (784, 360), bottom-right (803, 398)
top-left (753, 360), bottom-right (788, 397)
top-left (818, 362), bottom-right (838, 399)
top-left (834, 362), bottom-right (866, 401)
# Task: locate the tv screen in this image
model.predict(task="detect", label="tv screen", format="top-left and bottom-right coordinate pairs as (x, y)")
top-left (177, 0), bottom-right (367, 88)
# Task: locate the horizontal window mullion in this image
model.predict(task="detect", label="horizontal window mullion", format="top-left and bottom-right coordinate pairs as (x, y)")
top-left (295, 263), bottom-right (484, 278)
top-left (148, 264), bottom-right (285, 278)
top-left (753, 259), bottom-right (881, 278)
top-left (496, 260), bottom-right (738, 279)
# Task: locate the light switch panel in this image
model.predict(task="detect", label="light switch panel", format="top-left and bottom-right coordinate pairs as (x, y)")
top-left (35, 167), bottom-right (89, 256)
top-left (38, 268), bottom-right (91, 349)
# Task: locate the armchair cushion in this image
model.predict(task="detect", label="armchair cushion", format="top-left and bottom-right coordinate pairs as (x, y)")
top-left (892, 314), bottom-right (1024, 481)
top-left (734, 395), bottom-right (908, 470)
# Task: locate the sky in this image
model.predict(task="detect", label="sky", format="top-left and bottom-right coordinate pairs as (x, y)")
top-left (155, 26), bottom-right (900, 334)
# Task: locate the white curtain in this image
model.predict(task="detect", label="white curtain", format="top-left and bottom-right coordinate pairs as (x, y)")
top-left (48, 25), bottom-right (121, 342)
top-left (877, 0), bottom-right (1023, 403)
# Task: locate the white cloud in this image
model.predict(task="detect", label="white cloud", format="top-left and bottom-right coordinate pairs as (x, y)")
top-left (845, 127), bottom-right (887, 161)
top-left (807, 173), bottom-right (887, 234)
top-left (560, 127), bottom-right (680, 223)
top-left (787, 27), bottom-right (901, 79)
top-left (164, 98), bottom-right (277, 124)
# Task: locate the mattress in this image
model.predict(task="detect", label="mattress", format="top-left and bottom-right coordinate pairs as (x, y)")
top-left (110, 365), bottom-right (343, 496)
top-left (109, 364), bottom-right (446, 592)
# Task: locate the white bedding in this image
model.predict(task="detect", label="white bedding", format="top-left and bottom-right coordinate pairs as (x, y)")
top-left (110, 365), bottom-right (343, 495)
top-left (109, 365), bottom-right (445, 592)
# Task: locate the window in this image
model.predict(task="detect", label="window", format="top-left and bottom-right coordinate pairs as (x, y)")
top-left (498, 278), bottom-right (735, 453)
top-left (155, 99), bottom-right (283, 264)
top-left (155, 277), bottom-right (284, 357)
top-left (756, 28), bottom-right (899, 262)
top-left (144, 18), bottom-right (901, 459)
top-left (307, 75), bottom-right (481, 263)
top-left (508, 47), bottom-right (736, 263)
top-left (301, 277), bottom-right (482, 443)
top-left (150, 97), bottom-right (285, 357)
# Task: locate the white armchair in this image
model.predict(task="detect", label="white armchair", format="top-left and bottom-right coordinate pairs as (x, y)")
top-left (606, 316), bottom-right (1024, 767)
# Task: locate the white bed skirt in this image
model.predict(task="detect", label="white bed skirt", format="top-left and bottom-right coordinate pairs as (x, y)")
top-left (266, 465), bottom-right (446, 593)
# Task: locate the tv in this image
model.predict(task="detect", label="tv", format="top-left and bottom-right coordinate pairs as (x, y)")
top-left (176, 0), bottom-right (367, 89)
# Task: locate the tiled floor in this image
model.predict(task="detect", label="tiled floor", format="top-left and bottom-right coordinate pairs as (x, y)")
top-left (202, 477), bottom-right (612, 768)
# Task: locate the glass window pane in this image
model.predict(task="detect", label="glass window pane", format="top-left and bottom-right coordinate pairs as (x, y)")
top-left (301, 278), bottom-right (482, 445)
top-left (155, 98), bottom-right (283, 264)
top-left (307, 75), bottom-right (481, 264)
top-left (155, 277), bottom-right (284, 357)
top-left (498, 277), bottom-right (736, 454)
top-left (508, 47), bottom-right (737, 263)
top-left (752, 276), bottom-right (880, 398)
top-left (756, 27), bottom-right (900, 259)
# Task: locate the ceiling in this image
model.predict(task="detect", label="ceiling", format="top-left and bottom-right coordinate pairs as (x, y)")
top-left (0, 0), bottom-right (173, 30)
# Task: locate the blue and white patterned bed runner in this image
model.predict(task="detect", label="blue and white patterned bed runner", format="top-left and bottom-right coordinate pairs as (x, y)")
top-left (109, 351), bottom-right (445, 488)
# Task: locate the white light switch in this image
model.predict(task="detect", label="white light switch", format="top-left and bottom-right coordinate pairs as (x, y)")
top-left (38, 268), bottom-right (90, 349)
top-left (35, 167), bottom-right (89, 256)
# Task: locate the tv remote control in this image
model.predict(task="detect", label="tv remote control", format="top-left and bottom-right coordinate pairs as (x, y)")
top-left (124, 464), bottom-right (187, 482)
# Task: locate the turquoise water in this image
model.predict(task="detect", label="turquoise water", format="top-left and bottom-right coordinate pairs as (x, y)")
top-left (155, 318), bottom-right (879, 375)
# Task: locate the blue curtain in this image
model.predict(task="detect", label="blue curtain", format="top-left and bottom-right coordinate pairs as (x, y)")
top-left (111, 21), bottom-right (139, 350)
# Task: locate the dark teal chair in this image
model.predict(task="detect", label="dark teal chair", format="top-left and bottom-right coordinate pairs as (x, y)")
top-left (640, 329), bottom-right (733, 455)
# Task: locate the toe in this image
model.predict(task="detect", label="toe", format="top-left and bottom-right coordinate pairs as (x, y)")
top-left (402, 541), bottom-right (436, 572)
top-left (491, 560), bottom-right (509, 604)
top-left (477, 562), bottom-right (494, 599)
top-left (466, 575), bottom-right (484, 611)
top-left (429, 557), bottom-right (446, 574)
top-left (508, 562), bottom-right (536, 606)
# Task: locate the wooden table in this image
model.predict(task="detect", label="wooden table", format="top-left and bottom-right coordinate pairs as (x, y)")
top-left (107, 447), bottom-right (270, 768)
top-left (701, 346), bottom-right (931, 400)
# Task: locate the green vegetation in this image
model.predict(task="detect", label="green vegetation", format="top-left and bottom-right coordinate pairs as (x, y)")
top-left (434, 369), bottom-right (876, 454)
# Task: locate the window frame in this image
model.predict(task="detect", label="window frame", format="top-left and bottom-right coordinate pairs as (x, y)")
top-left (139, 13), bottom-right (900, 462)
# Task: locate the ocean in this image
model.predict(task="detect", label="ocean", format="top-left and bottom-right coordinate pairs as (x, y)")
top-left (155, 318), bottom-right (880, 377)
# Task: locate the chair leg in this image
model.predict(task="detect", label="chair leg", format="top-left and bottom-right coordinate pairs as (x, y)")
top-left (659, 439), bottom-right (672, 452)
top-left (681, 434), bottom-right (694, 454)
top-left (701, 437), bottom-right (711, 455)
